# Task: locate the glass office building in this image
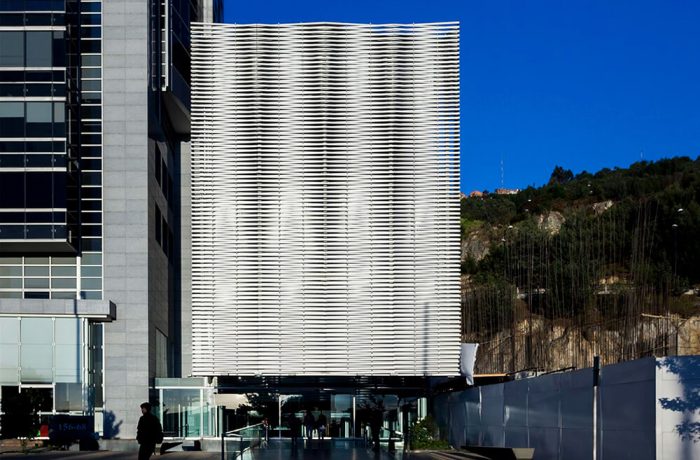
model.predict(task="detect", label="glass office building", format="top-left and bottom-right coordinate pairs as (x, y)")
top-left (0, 0), bottom-right (222, 440)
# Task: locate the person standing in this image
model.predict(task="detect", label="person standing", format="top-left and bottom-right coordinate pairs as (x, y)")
top-left (289, 415), bottom-right (301, 449)
top-left (317, 412), bottom-right (327, 440)
top-left (137, 402), bottom-right (163, 460)
top-left (261, 417), bottom-right (270, 448)
top-left (303, 410), bottom-right (315, 442)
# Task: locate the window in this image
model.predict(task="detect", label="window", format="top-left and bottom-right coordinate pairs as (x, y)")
top-left (52, 31), bottom-right (65, 67)
top-left (0, 172), bottom-right (24, 208)
top-left (0, 14), bottom-right (23, 26)
top-left (25, 278), bottom-right (50, 288)
top-left (17, 1), bottom-right (65, 12)
top-left (80, 105), bottom-right (100, 119)
top-left (82, 253), bottom-right (101, 265)
top-left (80, 27), bottom-right (101, 39)
top-left (81, 41), bottom-right (101, 53)
top-left (55, 382), bottom-right (82, 411)
top-left (162, 218), bottom-right (168, 254)
top-left (81, 80), bottom-right (101, 91)
top-left (0, 101), bottom-right (24, 137)
top-left (81, 278), bottom-right (101, 290)
top-left (161, 159), bottom-right (168, 196)
top-left (25, 31), bottom-right (53, 67)
top-left (0, 278), bottom-right (22, 288)
top-left (168, 173), bottom-right (174, 204)
top-left (81, 54), bottom-right (100, 66)
top-left (80, 266), bottom-right (100, 277)
top-left (161, 171), bottom-right (169, 201)
top-left (22, 387), bottom-right (53, 412)
top-left (51, 278), bottom-right (76, 289)
top-left (0, 31), bottom-right (23, 67)
top-left (156, 329), bottom-right (168, 377)
top-left (25, 172), bottom-right (53, 208)
top-left (54, 102), bottom-right (65, 123)
top-left (20, 318), bottom-right (53, 382)
top-left (0, 318), bottom-right (20, 383)
top-left (52, 266), bottom-right (76, 276)
top-left (52, 171), bottom-right (66, 207)
top-left (26, 102), bottom-right (53, 137)
top-left (155, 146), bottom-right (162, 185)
top-left (155, 205), bottom-right (161, 245)
top-left (54, 318), bottom-right (81, 383)
top-left (81, 68), bottom-right (101, 79)
top-left (168, 229), bottom-right (174, 260)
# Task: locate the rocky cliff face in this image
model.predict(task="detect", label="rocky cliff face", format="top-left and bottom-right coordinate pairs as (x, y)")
top-left (460, 205), bottom-right (700, 373)
top-left (471, 313), bottom-right (700, 373)
top-left (535, 211), bottom-right (565, 235)
top-left (462, 228), bottom-right (492, 262)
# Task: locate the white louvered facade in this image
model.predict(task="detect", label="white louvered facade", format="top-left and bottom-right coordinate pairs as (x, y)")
top-left (190, 22), bottom-right (461, 376)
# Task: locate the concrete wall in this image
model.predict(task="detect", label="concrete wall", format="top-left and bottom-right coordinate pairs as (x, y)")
top-left (148, 138), bottom-right (173, 379)
top-left (102, 0), bottom-right (150, 439)
top-left (437, 356), bottom-right (700, 460)
top-left (656, 356), bottom-right (700, 460)
top-left (179, 141), bottom-right (192, 377)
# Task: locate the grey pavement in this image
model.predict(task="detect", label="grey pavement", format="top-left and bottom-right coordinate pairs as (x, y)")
top-left (247, 439), bottom-right (403, 460)
top-left (0, 453), bottom-right (217, 460)
top-left (0, 441), bottom-right (409, 460)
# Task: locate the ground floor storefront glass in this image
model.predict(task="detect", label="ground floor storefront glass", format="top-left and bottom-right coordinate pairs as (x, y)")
top-left (155, 377), bottom-right (429, 441)
top-left (155, 378), bottom-right (217, 438)
top-left (281, 393), bottom-right (423, 442)
top-left (0, 317), bottom-right (104, 438)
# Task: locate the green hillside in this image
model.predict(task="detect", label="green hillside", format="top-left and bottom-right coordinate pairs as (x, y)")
top-left (461, 156), bottom-right (700, 372)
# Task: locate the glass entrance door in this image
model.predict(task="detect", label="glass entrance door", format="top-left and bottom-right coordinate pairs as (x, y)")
top-left (280, 392), bottom-right (337, 439)
top-left (330, 394), bottom-right (353, 438)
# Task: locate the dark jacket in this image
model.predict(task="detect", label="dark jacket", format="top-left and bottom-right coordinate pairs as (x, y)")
top-left (137, 413), bottom-right (163, 445)
top-left (304, 413), bottom-right (315, 427)
top-left (290, 416), bottom-right (301, 436)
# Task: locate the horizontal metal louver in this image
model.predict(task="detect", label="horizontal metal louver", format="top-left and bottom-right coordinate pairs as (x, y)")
top-left (190, 22), bottom-right (461, 376)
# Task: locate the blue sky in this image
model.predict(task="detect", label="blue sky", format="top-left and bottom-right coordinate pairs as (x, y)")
top-left (224, 0), bottom-right (700, 192)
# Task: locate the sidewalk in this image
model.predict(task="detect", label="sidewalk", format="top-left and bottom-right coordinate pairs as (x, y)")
top-left (0, 452), bottom-right (218, 460)
top-left (0, 439), bottom-right (404, 460)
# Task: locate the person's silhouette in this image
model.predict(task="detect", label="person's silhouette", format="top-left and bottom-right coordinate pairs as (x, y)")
top-left (317, 412), bottom-right (327, 440)
top-left (304, 410), bottom-right (315, 443)
top-left (136, 402), bottom-right (162, 460)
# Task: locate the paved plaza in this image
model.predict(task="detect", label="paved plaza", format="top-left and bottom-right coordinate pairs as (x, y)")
top-left (0, 440), bottom-right (415, 460)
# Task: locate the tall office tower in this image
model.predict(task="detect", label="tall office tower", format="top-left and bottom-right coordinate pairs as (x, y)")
top-left (0, 0), bottom-right (222, 440)
top-left (190, 23), bottom-right (461, 378)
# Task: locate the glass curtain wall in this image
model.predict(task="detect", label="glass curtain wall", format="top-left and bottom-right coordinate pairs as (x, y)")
top-left (155, 378), bottom-right (217, 439)
top-left (0, 316), bottom-right (104, 438)
top-left (0, 1), bottom-right (104, 301)
top-left (151, 385), bottom-right (424, 441)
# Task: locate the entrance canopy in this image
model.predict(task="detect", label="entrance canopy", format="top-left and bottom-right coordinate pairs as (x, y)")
top-left (216, 375), bottom-right (435, 398)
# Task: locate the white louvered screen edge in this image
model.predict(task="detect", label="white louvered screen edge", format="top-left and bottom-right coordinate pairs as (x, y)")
top-left (190, 22), bottom-right (461, 376)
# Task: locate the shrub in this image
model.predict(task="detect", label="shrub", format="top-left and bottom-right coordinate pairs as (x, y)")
top-left (409, 415), bottom-right (449, 450)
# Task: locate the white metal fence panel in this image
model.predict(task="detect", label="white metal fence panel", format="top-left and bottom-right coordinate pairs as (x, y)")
top-left (438, 368), bottom-right (593, 460)
top-left (597, 357), bottom-right (655, 460)
top-left (438, 357), bottom-right (700, 459)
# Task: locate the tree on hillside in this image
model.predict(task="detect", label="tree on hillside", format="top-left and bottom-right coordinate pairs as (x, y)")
top-left (548, 165), bottom-right (574, 185)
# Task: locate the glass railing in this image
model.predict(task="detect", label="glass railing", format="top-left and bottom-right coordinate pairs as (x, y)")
top-left (379, 426), bottom-right (403, 442)
top-left (223, 423), bottom-right (264, 459)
